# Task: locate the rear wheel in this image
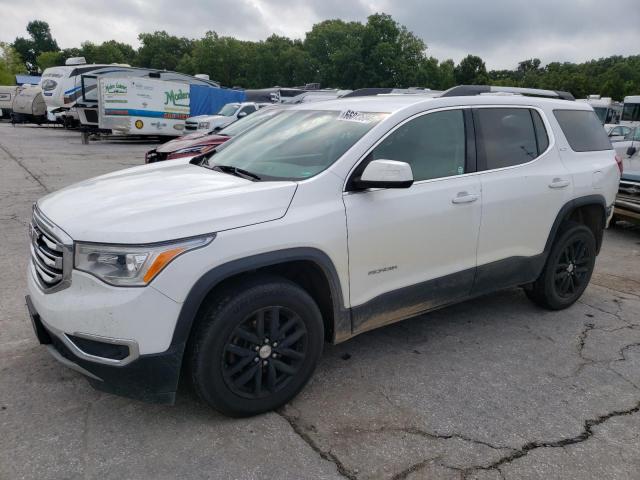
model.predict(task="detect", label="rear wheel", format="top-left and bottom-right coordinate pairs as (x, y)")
top-left (525, 222), bottom-right (596, 310)
top-left (188, 275), bottom-right (324, 417)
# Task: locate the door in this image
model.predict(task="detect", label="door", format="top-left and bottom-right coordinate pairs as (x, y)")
top-left (472, 107), bottom-right (573, 294)
top-left (344, 108), bottom-right (482, 333)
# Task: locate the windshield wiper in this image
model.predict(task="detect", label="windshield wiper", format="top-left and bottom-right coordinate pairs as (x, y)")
top-left (211, 164), bottom-right (262, 181)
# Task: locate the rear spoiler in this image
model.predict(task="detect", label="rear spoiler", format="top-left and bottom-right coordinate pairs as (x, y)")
top-left (441, 85), bottom-right (575, 101)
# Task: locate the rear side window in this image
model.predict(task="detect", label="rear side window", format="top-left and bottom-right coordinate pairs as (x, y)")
top-left (553, 110), bottom-right (612, 152)
top-left (474, 108), bottom-right (543, 170)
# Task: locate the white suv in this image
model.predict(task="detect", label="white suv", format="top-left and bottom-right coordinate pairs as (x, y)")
top-left (26, 86), bottom-right (621, 416)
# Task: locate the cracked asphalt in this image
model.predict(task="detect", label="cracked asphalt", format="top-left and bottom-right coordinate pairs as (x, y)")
top-left (1, 122), bottom-right (640, 480)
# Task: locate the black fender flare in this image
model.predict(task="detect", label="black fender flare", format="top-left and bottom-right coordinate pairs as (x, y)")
top-left (543, 194), bottom-right (607, 256)
top-left (169, 247), bottom-right (351, 351)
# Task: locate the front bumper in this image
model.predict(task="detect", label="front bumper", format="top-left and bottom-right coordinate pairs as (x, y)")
top-left (26, 295), bottom-right (183, 404)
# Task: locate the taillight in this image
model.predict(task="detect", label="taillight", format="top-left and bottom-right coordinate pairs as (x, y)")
top-left (615, 154), bottom-right (623, 175)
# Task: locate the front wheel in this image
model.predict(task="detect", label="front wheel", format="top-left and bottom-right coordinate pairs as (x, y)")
top-left (188, 275), bottom-right (324, 417)
top-left (525, 222), bottom-right (597, 310)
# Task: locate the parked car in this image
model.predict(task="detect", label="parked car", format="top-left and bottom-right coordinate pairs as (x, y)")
top-left (184, 102), bottom-right (264, 132)
top-left (607, 124), bottom-right (632, 142)
top-left (610, 127), bottom-right (640, 225)
top-left (611, 127), bottom-right (640, 168)
top-left (145, 106), bottom-right (287, 163)
top-left (612, 172), bottom-right (640, 226)
top-left (26, 85), bottom-right (620, 416)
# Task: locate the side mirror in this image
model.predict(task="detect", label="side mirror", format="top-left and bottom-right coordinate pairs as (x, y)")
top-left (353, 159), bottom-right (414, 189)
top-left (627, 146), bottom-right (637, 157)
top-left (237, 111), bottom-right (247, 118)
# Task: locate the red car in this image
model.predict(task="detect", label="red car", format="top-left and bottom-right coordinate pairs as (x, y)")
top-left (145, 106), bottom-right (285, 163)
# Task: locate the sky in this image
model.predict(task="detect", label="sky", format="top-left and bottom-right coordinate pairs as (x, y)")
top-left (1, 0), bottom-right (639, 70)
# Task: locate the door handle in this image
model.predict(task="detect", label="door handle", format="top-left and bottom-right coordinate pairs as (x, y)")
top-left (548, 178), bottom-right (570, 189)
top-left (452, 192), bottom-right (479, 204)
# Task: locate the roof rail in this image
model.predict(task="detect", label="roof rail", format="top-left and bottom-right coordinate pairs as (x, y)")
top-left (441, 85), bottom-right (575, 101)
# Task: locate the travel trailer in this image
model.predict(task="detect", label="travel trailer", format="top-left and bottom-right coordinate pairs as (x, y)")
top-left (11, 85), bottom-right (47, 124)
top-left (97, 76), bottom-right (245, 136)
top-left (577, 95), bottom-right (621, 125)
top-left (40, 58), bottom-right (222, 131)
top-left (621, 95), bottom-right (640, 128)
top-left (0, 86), bottom-right (18, 119)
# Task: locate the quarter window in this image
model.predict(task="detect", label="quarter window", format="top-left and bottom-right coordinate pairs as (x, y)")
top-left (553, 110), bottom-right (612, 152)
top-left (474, 108), bottom-right (542, 170)
top-left (370, 109), bottom-right (466, 182)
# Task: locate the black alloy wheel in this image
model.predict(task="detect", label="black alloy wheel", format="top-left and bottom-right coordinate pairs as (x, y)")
top-left (553, 237), bottom-right (592, 298)
top-left (188, 275), bottom-right (324, 417)
top-left (222, 306), bottom-right (308, 399)
top-left (525, 221), bottom-right (597, 310)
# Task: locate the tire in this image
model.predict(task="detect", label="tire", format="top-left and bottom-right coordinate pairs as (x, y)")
top-left (525, 221), bottom-right (597, 310)
top-left (188, 275), bottom-right (324, 417)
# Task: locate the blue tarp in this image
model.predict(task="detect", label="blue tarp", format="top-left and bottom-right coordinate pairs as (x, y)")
top-left (15, 75), bottom-right (41, 85)
top-left (189, 85), bottom-right (246, 116)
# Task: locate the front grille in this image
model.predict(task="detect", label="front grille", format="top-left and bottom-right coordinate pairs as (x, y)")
top-left (617, 180), bottom-right (640, 213)
top-left (185, 122), bottom-right (198, 130)
top-left (30, 208), bottom-right (68, 291)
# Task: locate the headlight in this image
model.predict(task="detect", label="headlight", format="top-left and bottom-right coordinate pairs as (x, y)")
top-left (198, 122), bottom-right (210, 129)
top-left (74, 235), bottom-right (214, 286)
top-left (174, 145), bottom-right (212, 155)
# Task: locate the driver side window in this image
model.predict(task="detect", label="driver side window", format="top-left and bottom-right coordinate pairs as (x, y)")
top-left (370, 109), bottom-right (466, 181)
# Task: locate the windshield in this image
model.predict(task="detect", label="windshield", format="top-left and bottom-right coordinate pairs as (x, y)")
top-left (206, 109), bottom-right (386, 180)
top-left (218, 103), bottom-right (240, 116)
top-left (218, 107), bottom-right (283, 137)
top-left (622, 103), bottom-right (640, 122)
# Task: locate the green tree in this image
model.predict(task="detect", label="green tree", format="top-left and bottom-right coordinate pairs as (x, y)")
top-left (137, 31), bottom-right (192, 70)
top-left (0, 42), bottom-right (26, 84)
top-left (303, 19), bottom-right (366, 88)
top-left (13, 20), bottom-right (59, 72)
top-left (454, 54), bottom-right (488, 85)
top-left (360, 13), bottom-right (427, 88)
top-left (36, 50), bottom-right (64, 70)
top-left (80, 40), bottom-right (136, 65)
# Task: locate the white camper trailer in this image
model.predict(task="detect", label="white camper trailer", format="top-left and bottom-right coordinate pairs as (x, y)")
top-left (11, 85), bottom-right (47, 124)
top-left (98, 77), bottom-right (190, 136)
top-left (0, 86), bottom-right (18, 119)
top-left (621, 95), bottom-right (640, 128)
top-left (577, 95), bottom-right (621, 125)
top-left (40, 58), bottom-right (135, 127)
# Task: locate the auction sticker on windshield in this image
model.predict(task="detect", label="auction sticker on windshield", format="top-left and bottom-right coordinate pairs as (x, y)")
top-left (338, 110), bottom-right (379, 123)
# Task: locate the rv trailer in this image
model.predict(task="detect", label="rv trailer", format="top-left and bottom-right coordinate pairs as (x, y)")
top-left (96, 75), bottom-right (245, 137)
top-left (621, 95), bottom-right (640, 128)
top-left (0, 86), bottom-right (18, 119)
top-left (98, 77), bottom-right (191, 136)
top-left (577, 95), bottom-right (622, 126)
top-left (40, 57), bottom-right (222, 131)
top-left (11, 85), bottom-right (47, 124)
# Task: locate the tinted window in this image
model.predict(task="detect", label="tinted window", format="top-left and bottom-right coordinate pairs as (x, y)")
top-left (622, 103), bottom-right (640, 122)
top-left (475, 108), bottom-right (539, 170)
top-left (554, 110), bottom-right (612, 152)
top-left (370, 109), bottom-right (466, 181)
top-left (531, 110), bottom-right (549, 154)
top-left (240, 105), bottom-right (256, 114)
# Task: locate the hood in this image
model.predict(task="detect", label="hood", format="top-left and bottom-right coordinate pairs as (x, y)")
top-left (156, 133), bottom-right (229, 153)
top-left (37, 161), bottom-right (297, 244)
